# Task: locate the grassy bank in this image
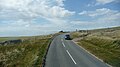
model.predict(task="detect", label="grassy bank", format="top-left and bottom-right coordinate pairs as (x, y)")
top-left (78, 36), bottom-right (120, 67)
top-left (0, 35), bottom-right (52, 67)
top-left (71, 26), bottom-right (120, 67)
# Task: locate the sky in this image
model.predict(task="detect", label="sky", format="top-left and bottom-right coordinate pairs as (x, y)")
top-left (0, 0), bottom-right (120, 36)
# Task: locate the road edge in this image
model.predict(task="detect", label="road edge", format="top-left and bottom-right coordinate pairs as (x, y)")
top-left (72, 40), bottom-right (112, 67)
top-left (42, 34), bottom-right (62, 67)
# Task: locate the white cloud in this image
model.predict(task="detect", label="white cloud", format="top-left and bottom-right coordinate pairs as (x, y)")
top-left (96, 0), bottom-right (115, 5)
top-left (79, 8), bottom-right (118, 17)
top-left (97, 12), bottom-right (120, 23)
top-left (79, 11), bottom-right (87, 15)
top-left (0, 0), bottom-right (74, 19)
top-left (70, 20), bottom-right (120, 30)
top-left (0, 0), bottom-right (75, 23)
top-left (0, 0), bottom-right (75, 36)
top-left (87, 0), bottom-right (119, 7)
top-left (75, 8), bottom-right (120, 29)
top-left (56, 0), bottom-right (65, 6)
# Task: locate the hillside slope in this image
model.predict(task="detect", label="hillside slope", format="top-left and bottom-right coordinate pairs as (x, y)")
top-left (0, 35), bottom-right (52, 67)
top-left (71, 26), bottom-right (120, 67)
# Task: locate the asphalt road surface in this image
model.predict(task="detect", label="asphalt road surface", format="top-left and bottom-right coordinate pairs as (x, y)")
top-left (45, 35), bottom-right (109, 67)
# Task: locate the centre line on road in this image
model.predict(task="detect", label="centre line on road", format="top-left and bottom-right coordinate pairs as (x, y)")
top-left (62, 42), bottom-right (65, 47)
top-left (66, 50), bottom-right (77, 64)
top-left (61, 39), bottom-right (63, 42)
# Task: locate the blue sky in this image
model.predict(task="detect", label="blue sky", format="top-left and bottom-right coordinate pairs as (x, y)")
top-left (0, 0), bottom-right (120, 36)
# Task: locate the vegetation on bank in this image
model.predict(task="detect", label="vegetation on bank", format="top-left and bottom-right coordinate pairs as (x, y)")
top-left (71, 26), bottom-right (120, 67)
top-left (0, 35), bottom-right (52, 67)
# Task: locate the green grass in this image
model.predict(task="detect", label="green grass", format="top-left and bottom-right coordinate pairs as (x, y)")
top-left (0, 35), bottom-right (52, 41)
top-left (0, 37), bottom-right (18, 42)
top-left (70, 32), bottom-right (88, 39)
top-left (71, 26), bottom-right (120, 67)
top-left (77, 36), bottom-right (120, 67)
top-left (0, 35), bottom-right (52, 67)
top-left (70, 32), bottom-right (80, 39)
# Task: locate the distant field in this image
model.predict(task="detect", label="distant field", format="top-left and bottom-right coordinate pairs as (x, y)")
top-left (0, 37), bottom-right (18, 42)
top-left (71, 26), bottom-right (120, 67)
top-left (0, 37), bottom-right (31, 42)
top-left (0, 35), bottom-right (52, 67)
top-left (0, 35), bottom-right (51, 42)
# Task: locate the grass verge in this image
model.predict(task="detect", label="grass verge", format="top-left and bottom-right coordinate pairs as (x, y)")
top-left (0, 35), bottom-right (52, 67)
top-left (77, 36), bottom-right (120, 67)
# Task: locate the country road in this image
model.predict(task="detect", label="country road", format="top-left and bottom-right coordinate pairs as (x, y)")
top-left (45, 35), bottom-right (109, 67)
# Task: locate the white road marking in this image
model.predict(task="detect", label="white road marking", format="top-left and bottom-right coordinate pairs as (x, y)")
top-left (61, 39), bottom-right (63, 42)
top-left (72, 40), bottom-right (112, 67)
top-left (66, 50), bottom-right (77, 64)
top-left (72, 40), bottom-right (104, 62)
top-left (62, 42), bottom-right (65, 47)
